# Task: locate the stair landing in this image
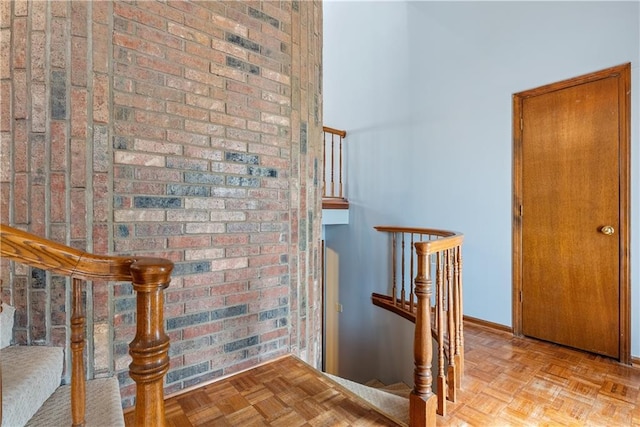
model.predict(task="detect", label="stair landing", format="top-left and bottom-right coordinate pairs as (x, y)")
top-left (126, 355), bottom-right (402, 426)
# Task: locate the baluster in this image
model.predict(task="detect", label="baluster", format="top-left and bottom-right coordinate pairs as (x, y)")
top-left (322, 130), bottom-right (327, 197)
top-left (446, 249), bottom-right (457, 402)
top-left (338, 134), bottom-right (343, 198)
top-left (409, 233), bottom-right (415, 312)
top-left (401, 233), bottom-right (406, 308)
top-left (129, 259), bottom-right (172, 427)
top-left (330, 133), bottom-right (336, 197)
top-left (454, 246), bottom-right (464, 384)
top-left (436, 251), bottom-right (446, 416)
top-left (410, 242), bottom-right (436, 427)
top-left (392, 233), bottom-right (397, 306)
top-left (71, 277), bottom-right (86, 427)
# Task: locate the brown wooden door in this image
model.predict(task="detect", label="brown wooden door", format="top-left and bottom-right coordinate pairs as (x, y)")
top-left (513, 64), bottom-right (631, 361)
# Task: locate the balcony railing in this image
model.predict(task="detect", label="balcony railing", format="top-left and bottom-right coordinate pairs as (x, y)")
top-left (323, 126), bottom-right (348, 209)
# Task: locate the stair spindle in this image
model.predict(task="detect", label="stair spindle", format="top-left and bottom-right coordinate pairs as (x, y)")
top-left (71, 277), bottom-right (86, 427)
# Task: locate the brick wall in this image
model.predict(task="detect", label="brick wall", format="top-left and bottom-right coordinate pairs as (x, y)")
top-left (0, 0), bottom-right (323, 407)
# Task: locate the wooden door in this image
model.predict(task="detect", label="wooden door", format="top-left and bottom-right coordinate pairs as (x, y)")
top-left (513, 64), bottom-right (630, 361)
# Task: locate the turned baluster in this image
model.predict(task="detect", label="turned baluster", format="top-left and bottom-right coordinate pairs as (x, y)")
top-left (409, 233), bottom-right (415, 312)
top-left (454, 246), bottom-right (464, 384)
top-left (128, 259), bottom-right (173, 427)
top-left (410, 242), bottom-right (436, 427)
top-left (71, 277), bottom-right (86, 427)
top-left (330, 132), bottom-right (336, 197)
top-left (338, 132), bottom-right (343, 198)
top-left (392, 233), bottom-right (397, 306)
top-left (435, 252), bottom-right (447, 416)
top-left (401, 233), bottom-right (406, 308)
top-left (445, 249), bottom-right (457, 402)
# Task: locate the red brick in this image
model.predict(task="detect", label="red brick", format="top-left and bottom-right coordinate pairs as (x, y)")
top-left (93, 173), bottom-right (109, 222)
top-left (166, 101), bottom-right (209, 121)
top-left (0, 2), bottom-right (10, 28)
top-left (0, 80), bottom-right (12, 132)
top-left (183, 322), bottom-right (223, 340)
top-left (91, 0), bottom-right (109, 25)
top-left (29, 31), bottom-right (46, 82)
top-left (49, 121), bottom-right (68, 171)
top-left (247, 120), bottom-right (279, 136)
top-left (114, 91), bottom-right (165, 113)
top-left (93, 223), bottom-right (109, 254)
top-left (225, 246), bottom-right (260, 258)
top-left (167, 129), bottom-right (210, 146)
top-left (168, 235), bottom-right (211, 249)
top-left (167, 21), bottom-right (210, 46)
top-left (184, 119), bottom-right (225, 136)
top-left (71, 2), bottom-right (87, 36)
top-left (50, 18), bottom-right (68, 69)
top-left (0, 29), bottom-right (9, 79)
top-left (70, 89), bottom-right (87, 137)
top-left (93, 73), bottom-right (109, 123)
top-left (92, 24), bottom-right (110, 73)
top-left (70, 36), bottom-right (88, 86)
top-left (69, 138), bottom-right (86, 188)
top-left (50, 173), bottom-right (66, 223)
top-left (137, 54), bottom-right (183, 77)
top-left (114, 2), bottom-right (166, 31)
top-left (182, 272), bottom-right (224, 289)
top-left (12, 18), bottom-right (26, 68)
top-left (166, 287), bottom-right (210, 304)
top-left (0, 183), bottom-right (9, 223)
top-left (211, 14), bottom-right (248, 38)
top-left (28, 82), bottom-right (45, 131)
top-left (248, 254), bottom-right (281, 268)
top-left (69, 189), bottom-right (86, 239)
top-left (134, 110), bottom-right (181, 129)
top-left (212, 234), bottom-right (249, 246)
top-left (115, 121), bottom-right (166, 140)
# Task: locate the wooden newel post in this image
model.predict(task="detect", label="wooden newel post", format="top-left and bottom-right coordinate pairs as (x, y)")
top-left (128, 258), bottom-right (173, 427)
top-left (410, 242), bottom-right (436, 427)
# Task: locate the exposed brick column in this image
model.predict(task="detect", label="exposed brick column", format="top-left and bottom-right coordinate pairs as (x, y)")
top-left (1, 0), bottom-right (323, 407)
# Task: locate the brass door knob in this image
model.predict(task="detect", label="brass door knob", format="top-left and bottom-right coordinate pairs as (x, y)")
top-left (600, 225), bottom-right (615, 235)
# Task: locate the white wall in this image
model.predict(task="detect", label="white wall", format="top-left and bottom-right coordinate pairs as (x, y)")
top-left (323, 0), bottom-right (640, 384)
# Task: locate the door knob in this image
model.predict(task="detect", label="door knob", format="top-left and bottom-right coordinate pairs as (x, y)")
top-left (600, 225), bottom-right (615, 235)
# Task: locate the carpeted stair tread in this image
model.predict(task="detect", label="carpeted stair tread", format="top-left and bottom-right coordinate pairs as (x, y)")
top-left (26, 377), bottom-right (124, 427)
top-left (1, 346), bottom-right (64, 427)
top-left (365, 378), bottom-right (412, 398)
top-left (323, 373), bottom-right (409, 426)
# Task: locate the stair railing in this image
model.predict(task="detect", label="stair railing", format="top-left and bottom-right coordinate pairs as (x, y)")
top-left (323, 126), bottom-right (347, 206)
top-left (0, 224), bottom-right (173, 426)
top-left (372, 226), bottom-right (464, 423)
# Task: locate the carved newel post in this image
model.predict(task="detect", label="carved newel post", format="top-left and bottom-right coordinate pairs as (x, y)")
top-left (410, 242), bottom-right (437, 427)
top-left (128, 258), bottom-right (173, 427)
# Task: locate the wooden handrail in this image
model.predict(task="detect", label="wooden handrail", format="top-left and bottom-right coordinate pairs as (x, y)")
top-left (371, 225), bottom-right (464, 423)
top-left (0, 224), bottom-right (173, 426)
top-left (322, 126), bottom-right (346, 138)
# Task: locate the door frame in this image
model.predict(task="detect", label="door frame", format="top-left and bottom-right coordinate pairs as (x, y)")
top-left (512, 63), bottom-right (631, 364)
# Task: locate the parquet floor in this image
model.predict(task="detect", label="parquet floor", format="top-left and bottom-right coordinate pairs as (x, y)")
top-left (438, 323), bottom-right (640, 426)
top-left (125, 322), bottom-right (640, 426)
top-left (125, 355), bottom-right (400, 426)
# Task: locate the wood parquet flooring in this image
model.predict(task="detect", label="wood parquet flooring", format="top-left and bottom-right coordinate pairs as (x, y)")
top-left (437, 323), bottom-right (640, 426)
top-left (125, 355), bottom-right (400, 426)
top-left (125, 322), bottom-right (640, 426)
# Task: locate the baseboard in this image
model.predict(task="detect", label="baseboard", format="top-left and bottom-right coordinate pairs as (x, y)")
top-left (632, 356), bottom-right (640, 367)
top-left (463, 315), bottom-right (513, 333)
